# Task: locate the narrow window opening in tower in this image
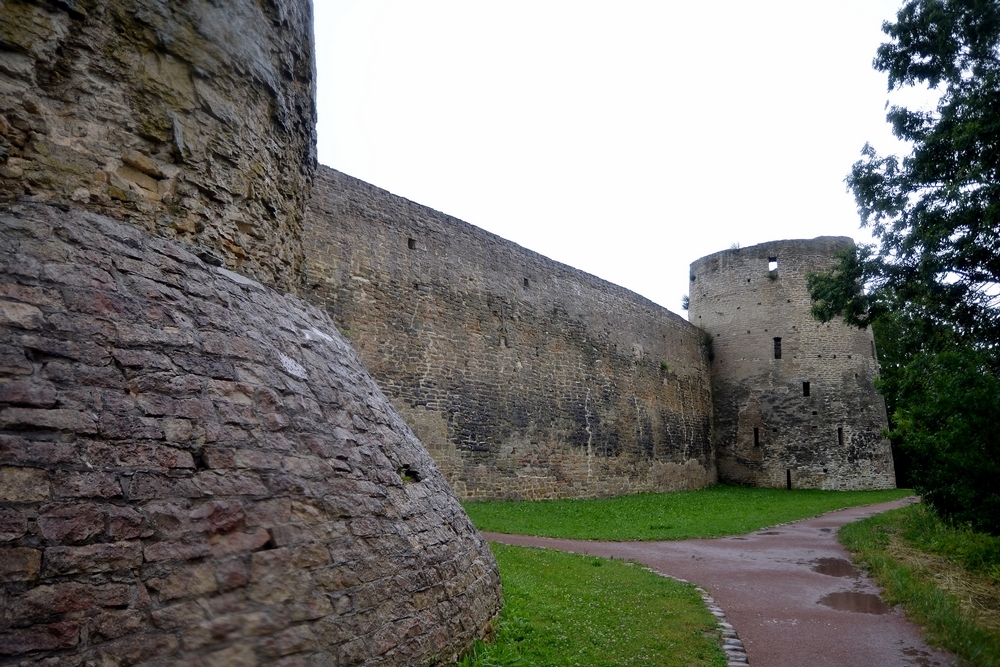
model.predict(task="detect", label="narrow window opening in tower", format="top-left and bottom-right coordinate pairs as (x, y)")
top-left (773, 337), bottom-right (782, 359)
top-left (838, 427), bottom-right (844, 446)
top-left (753, 427), bottom-right (760, 446)
top-left (803, 381), bottom-right (810, 396)
top-left (523, 278), bottom-right (529, 288)
top-left (786, 469), bottom-right (792, 490)
top-left (408, 238), bottom-right (416, 250)
top-left (768, 257), bottom-right (778, 271)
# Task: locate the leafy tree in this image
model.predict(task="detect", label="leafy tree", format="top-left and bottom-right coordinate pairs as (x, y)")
top-left (890, 348), bottom-right (1000, 533)
top-left (808, 0), bottom-right (1000, 533)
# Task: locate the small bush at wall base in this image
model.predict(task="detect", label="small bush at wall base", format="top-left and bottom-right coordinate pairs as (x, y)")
top-left (699, 328), bottom-right (715, 362)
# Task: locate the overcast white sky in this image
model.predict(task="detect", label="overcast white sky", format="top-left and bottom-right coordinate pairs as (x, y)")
top-left (314, 1), bottom-right (935, 315)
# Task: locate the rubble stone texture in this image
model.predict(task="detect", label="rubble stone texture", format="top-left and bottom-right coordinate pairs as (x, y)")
top-left (304, 167), bottom-right (717, 501)
top-left (0, 0), bottom-right (316, 293)
top-left (0, 204), bottom-right (502, 665)
top-left (0, 0), bottom-right (502, 664)
top-left (688, 238), bottom-right (896, 490)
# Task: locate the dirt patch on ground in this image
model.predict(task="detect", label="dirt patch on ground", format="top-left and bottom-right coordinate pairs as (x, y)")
top-left (883, 528), bottom-right (1000, 635)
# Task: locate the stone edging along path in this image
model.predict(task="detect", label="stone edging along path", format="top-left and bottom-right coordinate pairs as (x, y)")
top-left (483, 497), bottom-right (958, 667)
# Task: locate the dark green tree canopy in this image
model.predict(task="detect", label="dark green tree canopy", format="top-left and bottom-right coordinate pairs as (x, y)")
top-left (810, 0), bottom-right (1000, 532)
top-left (810, 0), bottom-right (1000, 350)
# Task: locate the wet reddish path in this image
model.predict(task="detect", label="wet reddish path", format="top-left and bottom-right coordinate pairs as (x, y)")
top-left (483, 498), bottom-right (956, 667)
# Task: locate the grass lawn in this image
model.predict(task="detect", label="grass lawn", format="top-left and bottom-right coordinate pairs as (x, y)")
top-left (458, 543), bottom-right (727, 667)
top-left (463, 484), bottom-right (914, 541)
top-left (840, 503), bottom-right (1000, 667)
top-left (457, 485), bottom-right (915, 666)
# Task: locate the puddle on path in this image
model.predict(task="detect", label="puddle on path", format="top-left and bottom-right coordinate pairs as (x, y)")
top-left (901, 646), bottom-right (938, 666)
top-left (818, 528), bottom-right (832, 533)
top-left (819, 591), bottom-right (892, 614)
top-left (757, 531), bottom-right (782, 535)
top-left (811, 557), bottom-right (859, 577)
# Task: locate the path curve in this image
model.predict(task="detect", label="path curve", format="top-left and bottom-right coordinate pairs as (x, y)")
top-left (484, 498), bottom-right (956, 667)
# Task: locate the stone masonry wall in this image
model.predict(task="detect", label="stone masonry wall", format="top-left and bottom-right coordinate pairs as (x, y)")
top-left (0, 203), bottom-right (502, 666)
top-left (303, 167), bottom-right (716, 501)
top-left (0, 0), bottom-right (316, 293)
top-left (688, 238), bottom-right (895, 490)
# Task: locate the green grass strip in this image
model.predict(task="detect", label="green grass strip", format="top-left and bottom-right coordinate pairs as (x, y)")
top-left (839, 505), bottom-right (1000, 667)
top-left (464, 485), bottom-right (913, 541)
top-left (458, 544), bottom-right (727, 667)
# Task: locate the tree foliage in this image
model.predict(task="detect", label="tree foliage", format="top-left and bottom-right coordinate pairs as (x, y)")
top-left (890, 348), bottom-right (1000, 533)
top-left (808, 0), bottom-right (1000, 533)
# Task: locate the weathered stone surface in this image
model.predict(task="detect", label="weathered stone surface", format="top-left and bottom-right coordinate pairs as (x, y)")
top-left (0, 621), bottom-right (80, 655)
top-left (0, 0), bottom-right (316, 293)
top-left (0, 205), bottom-right (502, 665)
top-left (688, 238), bottom-right (896, 489)
top-left (37, 503), bottom-right (105, 543)
top-left (0, 508), bottom-right (27, 541)
top-left (0, 547), bottom-right (41, 582)
top-left (304, 166), bottom-right (717, 500)
top-left (43, 541), bottom-right (144, 576)
top-left (0, 466), bottom-right (49, 501)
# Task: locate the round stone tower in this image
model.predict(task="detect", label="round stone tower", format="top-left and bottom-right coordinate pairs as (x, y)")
top-left (688, 237), bottom-right (895, 490)
top-left (0, 0), bottom-right (316, 292)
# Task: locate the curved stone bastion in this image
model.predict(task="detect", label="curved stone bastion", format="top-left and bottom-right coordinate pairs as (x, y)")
top-left (0, 0), bottom-right (502, 664)
top-left (0, 204), bottom-right (502, 665)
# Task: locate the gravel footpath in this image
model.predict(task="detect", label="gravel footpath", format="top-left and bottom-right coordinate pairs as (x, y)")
top-left (483, 497), bottom-right (956, 667)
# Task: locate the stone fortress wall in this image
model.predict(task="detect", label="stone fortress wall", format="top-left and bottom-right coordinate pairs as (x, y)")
top-left (0, 1), bottom-right (502, 665)
top-left (303, 168), bottom-right (716, 500)
top-left (688, 238), bottom-right (896, 490)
